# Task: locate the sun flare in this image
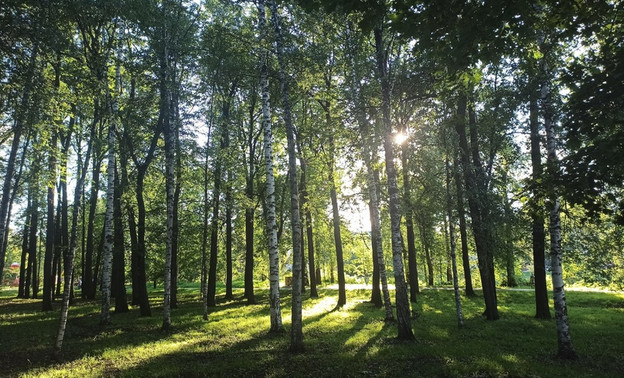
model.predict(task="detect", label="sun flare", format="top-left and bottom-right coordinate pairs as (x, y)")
top-left (394, 132), bottom-right (408, 145)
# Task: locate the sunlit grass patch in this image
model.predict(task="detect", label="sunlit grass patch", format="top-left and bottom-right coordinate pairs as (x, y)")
top-left (2, 286), bottom-right (624, 377)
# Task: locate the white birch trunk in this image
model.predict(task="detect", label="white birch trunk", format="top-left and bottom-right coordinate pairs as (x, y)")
top-left (268, 0), bottom-right (304, 351)
top-left (364, 145), bottom-right (394, 321)
top-left (257, 0), bottom-right (283, 333)
top-left (539, 34), bottom-right (576, 358)
top-left (100, 50), bottom-right (120, 326)
top-left (54, 122), bottom-right (94, 354)
top-left (344, 26), bottom-right (394, 320)
top-left (374, 25), bottom-right (414, 341)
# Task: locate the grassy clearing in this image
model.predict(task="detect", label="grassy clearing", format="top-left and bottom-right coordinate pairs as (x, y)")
top-left (1, 285), bottom-right (623, 377)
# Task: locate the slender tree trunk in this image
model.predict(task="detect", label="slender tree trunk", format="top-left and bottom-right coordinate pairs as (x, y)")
top-left (244, 93), bottom-right (258, 305)
top-left (18, 206), bottom-right (30, 298)
top-left (202, 127), bottom-right (211, 320)
top-left (84, 144), bottom-right (102, 299)
top-left (54, 118), bottom-right (93, 356)
top-left (539, 36), bottom-right (576, 358)
top-left (160, 1), bottom-right (175, 330)
top-left (420, 224), bottom-right (434, 286)
top-left (368, 198), bottom-right (382, 307)
top-left (258, 0), bottom-right (283, 333)
top-left (207, 142), bottom-right (222, 308)
top-left (100, 76), bottom-right (119, 327)
top-left (171, 91), bottom-right (182, 309)
top-left (401, 144), bottom-right (419, 300)
top-left (225, 175), bottom-right (234, 300)
top-left (26, 193), bottom-right (38, 298)
top-left (446, 157), bottom-right (464, 327)
top-left (112, 168), bottom-right (128, 313)
top-left (42, 132), bottom-right (58, 311)
top-left (374, 25), bottom-right (413, 340)
top-left (134, 170), bottom-right (152, 316)
top-left (348, 30), bottom-right (391, 316)
top-left (269, 0), bottom-right (303, 350)
top-left (455, 94), bottom-right (499, 320)
top-left (453, 155), bottom-right (475, 296)
top-left (328, 134), bottom-right (346, 307)
top-left (529, 85), bottom-right (551, 319)
top-left (299, 156), bottom-right (317, 298)
top-left (0, 43), bottom-right (38, 277)
top-left (244, 199), bottom-right (256, 304)
top-left (28, 190), bottom-right (40, 298)
top-left (25, 174), bottom-right (39, 299)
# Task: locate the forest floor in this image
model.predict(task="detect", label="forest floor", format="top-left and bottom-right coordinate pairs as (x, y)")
top-left (1, 284), bottom-right (623, 377)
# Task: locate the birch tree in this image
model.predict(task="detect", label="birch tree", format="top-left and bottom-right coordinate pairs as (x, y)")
top-left (257, 0), bottom-right (284, 333)
top-left (268, 0), bottom-right (304, 351)
top-left (374, 22), bottom-right (414, 340)
top-left (538, 25), bottom-right (576, 359)
top-left (100, 47), bottom-right (120, 327)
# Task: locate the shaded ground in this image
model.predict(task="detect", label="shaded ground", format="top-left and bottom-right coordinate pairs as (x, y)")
top-left (1, 285), bottom-right (623, 377)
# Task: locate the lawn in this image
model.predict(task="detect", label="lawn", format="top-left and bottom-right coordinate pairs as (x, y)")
top-left (1, 285), bottom-right (623, 377)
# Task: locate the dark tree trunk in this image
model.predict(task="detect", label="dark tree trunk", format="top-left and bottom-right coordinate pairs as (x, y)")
top-left (419, 223), bottom-right (434, 286)
top-left (112, 169), bottom-right (128, 313)
top-left (453, 155), bottom-right (475, 296)
top-left (171, 179), bottom-right (180, 309)
top-left (328, 134), bottom-right (346, 307)
top-left (202, 127), bottom-right (211, 319)
top-left (0, 43), bottom-right (38, 277)
top-left (244, 204), bottom-right (256, 304)
top-left (455, 94), bottom-right (498, 320)
top-left (25, 199), bottom-right (38, 298)
top-left (299, 156), bottom-right (317, 298)
top-left (369, 198), bottom-right (382, 307)
top-left (18, 209), bottom-right (30, 298)
top-left (243, 90), bottom-right (258, 305)
top-left (207, 144), bottom-right (222, 308)
top-left (530, 90), bottom-right (551, 319)
top-left (225, 182), bottom-right (234, 300)
top-left (27, 192), bottom-right (39, 298)
top-left (42, 131), bottom-right (58, 311)
top-left (401, 146), bottom-right (419, 300)
top-left (84, 130), bottom-right (102, 299)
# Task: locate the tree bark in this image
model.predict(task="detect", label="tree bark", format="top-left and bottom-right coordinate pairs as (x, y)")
top-left (42, 130), bottom-right (58, 312)
top-left (84, 122), bottom-right (102, 299)
top-left (268, 0), bottom-right (304, 350)
top-left (100, 64), bottom-right (119, 326)
top-left (401, 143), bottom-right (419, 300)
top-left (446, 158), bottom-right (464, 327)
top-left (453, 155), bottom-right (475, 296)
top-left (529, 85), bottom-right (551, 319)
top-left (374, 25), bottom-right (414, 340)
top-left (454, 94), bottom-right (499, 320)
top-left (257, 0), bottom-right (283, 333)
top-left (0, 42), bottom-right (38, 277)
top-left (539, 35), bottom-right (576, 358)
top-left (54, 114), bottom-right (93, 356)
top-left (171, 88), bottom-right (182, 309)
top-left (18, 204), bottom-right (30, 298)
top-left (26, 188), bottom-right (39, 299)
top-left (243, 90), bottom-right (259, 305)
top-left (328, 134), bottom-right (346, 308)
top-left (299, 155), bottom-right (318, 298)
top-left (112, 167), bottom-right (128, 313)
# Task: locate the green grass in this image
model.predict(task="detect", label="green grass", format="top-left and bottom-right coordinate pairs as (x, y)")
top-left (1, 286), bottom-right (623, 377)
